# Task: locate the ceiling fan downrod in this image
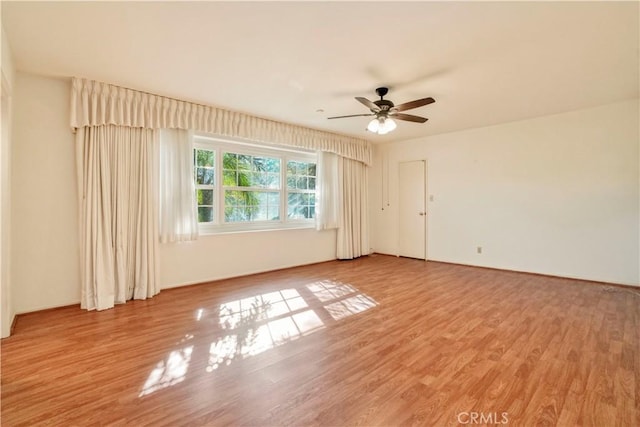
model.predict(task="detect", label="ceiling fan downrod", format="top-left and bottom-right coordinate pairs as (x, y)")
top-left (375, 87), bottom-right (389, 99)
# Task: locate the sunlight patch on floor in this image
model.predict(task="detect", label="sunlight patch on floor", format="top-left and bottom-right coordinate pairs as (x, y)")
top-left (139, 345), bottom-right (193, 397)
top-left (207, 309), bottom-right (324, 371)
top-left (324, 294), bottom-right (378, 321)
top-left (306, 280), bottom-right (357, 302)
top-left (139, 280), bottom-right (377, 396)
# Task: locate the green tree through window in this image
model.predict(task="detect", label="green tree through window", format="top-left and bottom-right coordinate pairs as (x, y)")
top-left (195, 149), bottom-right (215, 222)
top-left (223, 152), bottom-right (281, 222)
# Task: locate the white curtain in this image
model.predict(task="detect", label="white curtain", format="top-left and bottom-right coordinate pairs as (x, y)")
top-left (336, 157), bottom-right (370, 260)
top-left (75, 125), bottom-right (159, 310)
top-left (71, 78), bottom-right (372, 166)
top-left (159, 129), bottom-right (198, 242)
top-left (316, 151), bottom-right (339, 230)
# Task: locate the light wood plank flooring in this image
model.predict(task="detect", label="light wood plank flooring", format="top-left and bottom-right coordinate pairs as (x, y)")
top-left (2, 255), bottom-right (638, 426)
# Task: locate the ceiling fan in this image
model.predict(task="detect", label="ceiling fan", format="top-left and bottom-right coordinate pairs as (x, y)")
top-left (328, 87), bottom-right (435, 135)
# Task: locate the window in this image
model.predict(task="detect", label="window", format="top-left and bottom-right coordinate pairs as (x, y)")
top-left (194, 148), bottom-right (215, 223)
top-left (287, 160), bottom-right (316, 220)
top-left (194, 136), bottom-right (317, 232)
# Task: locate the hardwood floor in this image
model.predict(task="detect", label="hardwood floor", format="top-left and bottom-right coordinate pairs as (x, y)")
top-left (2, 255), bottom-right (638, 426)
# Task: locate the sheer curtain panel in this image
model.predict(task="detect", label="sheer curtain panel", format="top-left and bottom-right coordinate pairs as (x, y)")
top-left (316, 151), bottom-right (339, 231)
top-left (337, 157), bottom-right (370, 259)
top-left (159, 129), bottom-right (198, 242)
top-left (76, 125), bottom-right (159, 310)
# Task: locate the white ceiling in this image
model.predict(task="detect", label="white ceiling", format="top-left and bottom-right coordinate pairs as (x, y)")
top-left (3, 1), bottom-right (639, 143)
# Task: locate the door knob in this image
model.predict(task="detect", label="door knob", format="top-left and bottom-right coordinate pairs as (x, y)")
top-left (419, 212), bottom-right (426, 216)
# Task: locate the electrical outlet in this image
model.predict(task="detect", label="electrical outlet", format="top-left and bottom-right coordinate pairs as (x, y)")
top-left (429, 195), bottom-right (434, 202)
top-left (477, 246), bottom-right (482, 254)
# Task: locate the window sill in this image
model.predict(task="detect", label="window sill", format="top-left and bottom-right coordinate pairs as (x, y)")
top-left (198, 221), bottom-right (317, 236)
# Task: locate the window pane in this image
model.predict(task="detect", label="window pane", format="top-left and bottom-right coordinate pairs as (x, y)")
top-left (253, 207), bottom-right (267, 221)
top-left (268, 192), bottom-right (280, 205)
top-left (197, 189), bottom-right (213, 205)
top-left (256, 192), bottom-right (268, 205)
top-left (251, 172), bottom-right (262, 187)
top-left (296, 176), bottom-right (308, 190)
top-left (196, 149), bottom-right (215, 167)
top-left (237, 171), bottom-right (252, 187)
top-left (198, 207), bottom-right (213, 223)
top-left (223, 170), bottom-right (237, 186)
top-left (287, 161), bottom-right (296, 175)
top-left (287, 160), bottom-right (316, 208)
top-left (287, 205), bottom-right (300, 219)
top-left (196, 168), bottom-right (214, 185)
top-left (287, 176), bottom-right (296, 190)
top-left (267, 173), bottom-right (280, 189)
top-left (289, 205), bottom-right (312, 220)
top-left (225, 206), bottom-right (257, 222)
top-left (268, 207), bottom-right (280, 220)
top-left (266, 158), bottom-right (280, 173)
top-left (223, 152), bottom-right (238, 169)
top-left (224, 153), bottom-right (280, 190)
top-left (225, 190), bottom-right (244, 206)
top-left (288, 193), bottom-right (300, 206)
top-left (225, 206), bottom-right (241, 222)
top-left (224, 190), bottom-right (279, 223)
top-left (287, 189), bottom-right (316, 220)
top-left (238, 155), bottom-right (251, 170)
top-left (252, 157), bottom-right (267, 171)
top-left (246, 206), bottom-right (259, 219)
top-left (288, 195), bottom-right (305, 218)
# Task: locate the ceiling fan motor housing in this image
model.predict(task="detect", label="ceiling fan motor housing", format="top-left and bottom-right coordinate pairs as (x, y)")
top-left (374, 99), bottom-right (394, 111)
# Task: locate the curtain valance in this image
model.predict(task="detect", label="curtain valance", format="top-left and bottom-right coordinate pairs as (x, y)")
top-left (70, 78), bottom-right (372, 166)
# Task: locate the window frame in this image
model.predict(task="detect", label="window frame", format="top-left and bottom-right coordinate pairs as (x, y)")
top-left (194, 135), bottom-right (318, 234)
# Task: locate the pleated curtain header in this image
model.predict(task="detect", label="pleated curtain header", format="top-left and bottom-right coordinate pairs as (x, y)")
top-left (70, 78), bottom-right (372, 166)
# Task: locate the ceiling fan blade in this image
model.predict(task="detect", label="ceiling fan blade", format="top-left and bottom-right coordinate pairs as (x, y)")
top-left (394, 97), bottom-right (435, 112)
top-left (355, 97), bottom-right (380, 112)
top-left (327, 113), bottom-right (375, 120)
top-left (392, 113), bottom-right (428, 123)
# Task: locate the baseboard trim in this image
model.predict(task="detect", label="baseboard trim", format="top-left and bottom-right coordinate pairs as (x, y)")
top-left (432, 259), bottom-right (639, 290)
top-left (9, 313), bottom-right (17, 335)
top-left (372, 252), bottom-right (639, 290)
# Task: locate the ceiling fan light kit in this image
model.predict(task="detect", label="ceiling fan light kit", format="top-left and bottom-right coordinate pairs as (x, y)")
top-left (367, 117), bottom-right (396, 135)
top-left (328, 87), bottom-right (435, 135)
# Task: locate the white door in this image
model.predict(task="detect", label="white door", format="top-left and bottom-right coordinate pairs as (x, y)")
top-left (398, 160), bottom-right (426, 259)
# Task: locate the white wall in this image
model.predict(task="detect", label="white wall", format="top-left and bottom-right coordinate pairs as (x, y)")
top-left (12, 73), bottom-right (80, 313)
top-left (371, 99), bottom-right (640, 286)
top-left (1, 23), bottom-right (16, 337)
top-left (160, 228), bottom-right (336, 288)
top-left (11, 73), bottom-right (337, 313)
